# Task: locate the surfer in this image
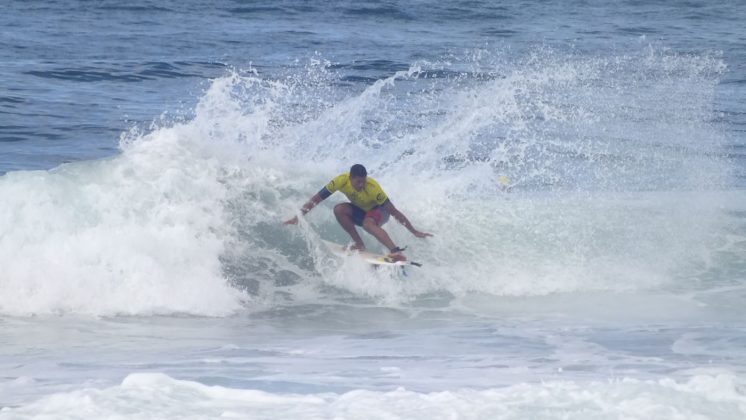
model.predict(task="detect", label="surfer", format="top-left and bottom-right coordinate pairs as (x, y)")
top-left (284, 164), bottom-right (432, 261)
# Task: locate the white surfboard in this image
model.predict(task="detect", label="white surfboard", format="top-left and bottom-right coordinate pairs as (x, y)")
top-left (321, 240), bottom-right (422, 267)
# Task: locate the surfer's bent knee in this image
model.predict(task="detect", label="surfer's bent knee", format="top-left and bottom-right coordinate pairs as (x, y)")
top-left (334, 203), bottom-right (351, 215)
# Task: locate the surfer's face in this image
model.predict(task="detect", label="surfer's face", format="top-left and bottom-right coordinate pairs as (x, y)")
top-left (350, 175), bottom-right (366, 191)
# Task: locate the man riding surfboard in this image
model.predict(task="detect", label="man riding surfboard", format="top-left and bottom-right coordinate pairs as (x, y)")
top-left (284, 164), bottom-right (432, 261)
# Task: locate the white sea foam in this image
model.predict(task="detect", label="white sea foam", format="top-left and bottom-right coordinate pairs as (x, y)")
top-left (0, 109), bottom-right (247, 316)
top-left (0, 47), bottom-right (735, 316)
top-left (1, 373), bottom-right (744, 420)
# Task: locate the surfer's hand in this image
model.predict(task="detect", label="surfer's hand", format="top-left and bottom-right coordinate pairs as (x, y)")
top-left (413, 230), bottom-right (432, 238)
top-left (283, 216), bottom-right (299, 225)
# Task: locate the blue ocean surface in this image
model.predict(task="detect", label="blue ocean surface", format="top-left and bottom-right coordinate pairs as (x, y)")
top-left (1, 1), bottom-right (746, 419)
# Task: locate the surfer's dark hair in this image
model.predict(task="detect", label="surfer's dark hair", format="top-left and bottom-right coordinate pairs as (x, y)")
top-left (350, 164), bottom-right (367, 178)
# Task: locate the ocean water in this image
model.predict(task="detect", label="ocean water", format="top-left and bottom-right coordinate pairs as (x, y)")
top-left (2, 0), bottom-right (746, 418)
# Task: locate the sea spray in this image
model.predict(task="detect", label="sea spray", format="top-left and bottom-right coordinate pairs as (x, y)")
top-left (0, 46), bottom-right (732, 316)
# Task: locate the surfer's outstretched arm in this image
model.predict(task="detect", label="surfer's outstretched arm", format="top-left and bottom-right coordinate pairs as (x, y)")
top-left (382, 201), bottom-right (433, 238)
top-left (283, 192), bottom-right (324, 225)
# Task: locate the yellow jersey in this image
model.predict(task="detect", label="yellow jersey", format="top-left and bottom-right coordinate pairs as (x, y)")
top-left (322, 173), bottom-right (389, 211)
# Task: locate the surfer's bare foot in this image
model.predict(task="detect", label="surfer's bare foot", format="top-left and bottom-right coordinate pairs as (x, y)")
top-left (348, 243), bottom-right (366, 252)
top-left (388, 252), bottom-right (407, 262)
top-left (387, 246), bottom-right (407, 262)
